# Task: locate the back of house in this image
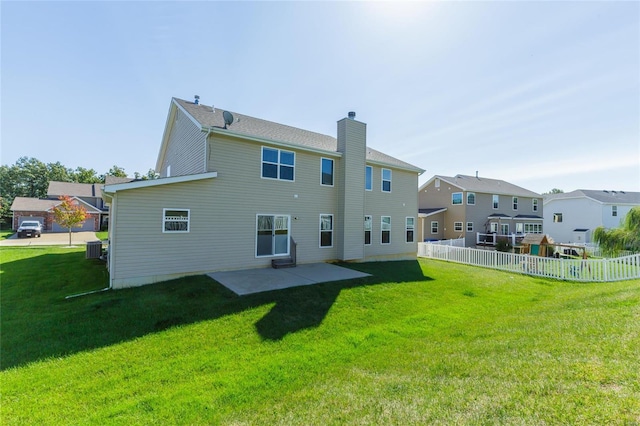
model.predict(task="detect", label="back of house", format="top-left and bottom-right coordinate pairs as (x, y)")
top-left (103, 98), bottom-right (424, 289)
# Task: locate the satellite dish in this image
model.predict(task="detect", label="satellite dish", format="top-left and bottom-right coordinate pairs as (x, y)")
top-left (223, 111), bottom-right (234, 129)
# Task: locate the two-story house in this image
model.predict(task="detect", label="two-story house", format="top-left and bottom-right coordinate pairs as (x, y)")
top-left (102, 97), bottom-right (424, 289)
top-left (543, 189), bottom-right (640, 243)
top-left (418, 174), bottom-right (543, 247)
top-left (10, 181), bottom-right (106, 232)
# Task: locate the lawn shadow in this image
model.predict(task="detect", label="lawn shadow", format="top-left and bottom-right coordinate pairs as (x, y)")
top-left (1, 250), bottom-right (431, 369)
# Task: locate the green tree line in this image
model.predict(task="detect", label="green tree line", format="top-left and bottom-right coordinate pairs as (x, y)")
top-left (0, 157), bottom-right (157, 224)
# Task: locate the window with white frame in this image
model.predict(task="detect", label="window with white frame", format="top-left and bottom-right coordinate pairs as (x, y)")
top-left (321, 158), bottom-right (334, 186)
top-left (553, 213), bottom-right (563, 223)
top-left (532, 199), bottom-right (539, 212)
top-left (381, 216), bottom-right (391, 244)
top-left (524, 223), bottom-right (542, 233)
top-left (467, 192), bottom-right (476, 205)
top-left (405, 217), bottom-right (415, 243)
top-left (452, 192), bottom-right (463, 205)
top-left (431, 221), bottom-right (438, 234)
top-left (490, 222), bottom-right (498, 233)
top-left (365, 166), bottom-right (372, 191)
top-left (320, 214), bottom-right (333, 247)
top-left (612, 206), bottom-right (618, 217)
top-left (454, 222), bottom-right (463, 232)
top-left (492, 195), bottom-right (499, 209)
top-left (381, 169), bottom-right (392, 192)
top-left (512, 197), bottom-right (518, 210)
top-left (467, 222), bottom-right (473, 232)
top-left (256, 215), bottom-right (290, 257)
top-left (364, 215), bottom-right (372, 245)
top-left (261, 147), bottom-right (295, 181)
top-left (516, 223), bottom-right (523, 234)
top-left (435, 178), bottom-right (440, 188)
top-left (163, 209), bottom-right (190, 233)
top-left (501, 224), bottom-right (509, 235)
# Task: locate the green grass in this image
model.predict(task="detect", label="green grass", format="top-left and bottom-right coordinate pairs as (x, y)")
top-left (2, 247), bottom-right (639, 424)
top-left (0, 230), bottom-right (14, 240)
top-left (95, 231), bottom-right (108, 241)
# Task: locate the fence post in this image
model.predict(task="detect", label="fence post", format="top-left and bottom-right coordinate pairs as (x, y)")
top-left (603, 259), bottom-right (608, 282)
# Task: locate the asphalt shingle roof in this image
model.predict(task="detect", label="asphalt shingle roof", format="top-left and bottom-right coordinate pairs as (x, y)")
top-left (434, 174), bottom-right (541, 197)
top-left (174, 98), bottom-right (423, 173)
top-left (10, 197), bottom-right (61, 211)
top-left (48, 181), bottom-right (102, 198)
top-left (544, 189), bottom-right (640, 204)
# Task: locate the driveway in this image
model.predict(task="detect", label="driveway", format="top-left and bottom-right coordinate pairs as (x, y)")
top-left (0, 232), bottom-right (100, 246)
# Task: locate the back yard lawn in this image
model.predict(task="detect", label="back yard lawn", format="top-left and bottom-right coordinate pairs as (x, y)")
top-left (1, 247), bottom-right (639, 424)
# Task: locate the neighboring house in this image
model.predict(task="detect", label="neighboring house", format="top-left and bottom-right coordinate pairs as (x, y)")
top-left (10, 196), bottom-right (102, 232)
top-left (47, 181), bottom-right (110, 229)
top-left (418, 174), bottom-right (543, 247)
top-left (102, 97), bottom-right (425, 289)
top-left (543, 189), bottom-right (640, 243)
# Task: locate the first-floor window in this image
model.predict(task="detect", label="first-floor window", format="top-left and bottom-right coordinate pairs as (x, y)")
top-left (320, 214), bottom-right (333, 247)
top-left (256, 214), bottom-right (289, 256)
top-left (364, 215), bottom-right (372, 245)
top-left (466, 222), bottom-right (473, 232)
top-left (524, 223), bottom-right (542, 233)
top-left (490, 222), bottom-right (498, 233)
top-left (516, 223), bottom-right (523, 234)
top-left (405, 217), bottom-right (415, 243)
top-left (501, 224), bottom-right (509, 235)
top-left (381, 216), bottom-right (391, 244)
top-left (163, 209), bottom-right (190, 233)
top-left (431, 221), bottom-right (438, 234)
top-left (454, 222), bottom-right (463, 232)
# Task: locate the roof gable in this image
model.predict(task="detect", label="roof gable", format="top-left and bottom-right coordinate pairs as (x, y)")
top-left (10, 196), bottom-right (102, 213)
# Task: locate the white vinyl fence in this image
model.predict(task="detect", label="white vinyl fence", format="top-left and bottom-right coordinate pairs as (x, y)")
top-left (423, 237), bottom-right (465, 247)
top-left (418, 243), bottom-right (640, 282)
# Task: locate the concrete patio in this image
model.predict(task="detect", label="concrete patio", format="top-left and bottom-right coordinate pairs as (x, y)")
top-left (208, 263), bottom-right (370, 295)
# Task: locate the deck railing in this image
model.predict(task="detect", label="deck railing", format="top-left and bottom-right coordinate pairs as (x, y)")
top-left (417, 243), bottom-right (640, 282)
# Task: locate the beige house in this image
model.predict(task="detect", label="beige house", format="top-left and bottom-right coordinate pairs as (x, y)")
top-left (102, 97), bottom-right (424, 289)
top-left (418, 174), bottom-right (543, 247)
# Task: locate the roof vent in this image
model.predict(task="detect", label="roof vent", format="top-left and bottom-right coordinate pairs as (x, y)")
top-left (194, 95), bottom-right (200, 105)
top-left (348, 111), bottom-right (356, 119)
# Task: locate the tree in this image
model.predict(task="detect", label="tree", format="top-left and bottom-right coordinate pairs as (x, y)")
top-left (593, 206), bottom-right (640, 255)
top-left (107, 165), bottom-right (127, 178)
top-left (134, 169), bottom-right (159, 180)
top-left (52, 195), bottom-right (88, 246)
top-left (72, 167), bottom-right (101, 184)
top-left (543, 188), bottom-right (564, 195)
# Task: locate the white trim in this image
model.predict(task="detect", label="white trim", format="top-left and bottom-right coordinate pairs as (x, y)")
top-left (103, 172), bottom-right (218, 193)
top-left (381, 215), bottom-right (391, 244)
top-left (365, 165), bottom-right (373, 191)
top-left (381, 168), bottom-right (392, 193)
top-left (512, 196), bottom-right (519, 211)
top-left (467, 192), bottom-right (476, 205)
top-left (364, 214), bottom-right (372, 245)
top-left (261, 146), bottom-right (295, 182)
top-left (454, 221), bottom-right (463, 232)
top-left (532, 198), bottom-right (539, 212)
top-left (405, 216), bottom-right (415, 243)
top-left (431, 221), bottom-right (439, 234)
top-left (466, 222), bottom-right (474, 232)
top-left (452, 192), bottom-right (463, 205)
top-left (162, 208), bottom-right (190, 233)
top-left (320, 157), bottom-right (334, 187)
top-left (255, 214), bottom-right (291, 258)
top-left (492, 194), bottom-right (499, 209)
top-left (48, 196), bottom-right (103, 214)
top-left (319, 214), bottom-right (334, 248)
top-left (418, 208), bottom-right (448, 218)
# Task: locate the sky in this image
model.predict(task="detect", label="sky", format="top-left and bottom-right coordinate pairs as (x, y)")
top-left (2, 1), bottom-right (639, 194)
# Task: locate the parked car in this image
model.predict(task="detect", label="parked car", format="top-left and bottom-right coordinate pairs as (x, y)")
top-left (17, 221), bottom-right (43, 238)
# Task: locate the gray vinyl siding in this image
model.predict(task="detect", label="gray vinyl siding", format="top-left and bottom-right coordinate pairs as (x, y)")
top-left (365, 165), bottom-right (419, 260)
top-left (159, 108), bottom-right (206, 177)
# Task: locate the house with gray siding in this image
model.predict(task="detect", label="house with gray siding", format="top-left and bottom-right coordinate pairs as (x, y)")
top-left (103, 97), bottom-right (424, 289)
top-left (418, 174), bottom-right (543, 247)
top-left (543, 189), bottom-right (640, 243)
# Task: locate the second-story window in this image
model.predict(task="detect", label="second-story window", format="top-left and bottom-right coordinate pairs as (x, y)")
top-left (612, 206), bottom-right (617, 217)
top-left (512, 197), bottom-right (518, 210)
top-left (467, 192), bottom-right (475, 205)
top-left (452, 192), bottom-right (463, 205)
top-left (382, 169), bottom-right (392, 192)
top-left (262, 147), bottom-right (294, 181)
top-left (553, 213), bottom-right (563, 223)
top-left (321, 158), bottom-right (334, 186)
top-left (532, 199), bottom-right (539, 212)
top-left (492, 195), bottom-right (499, 209)
top-left (365, 166), bottom-right (372, 191)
